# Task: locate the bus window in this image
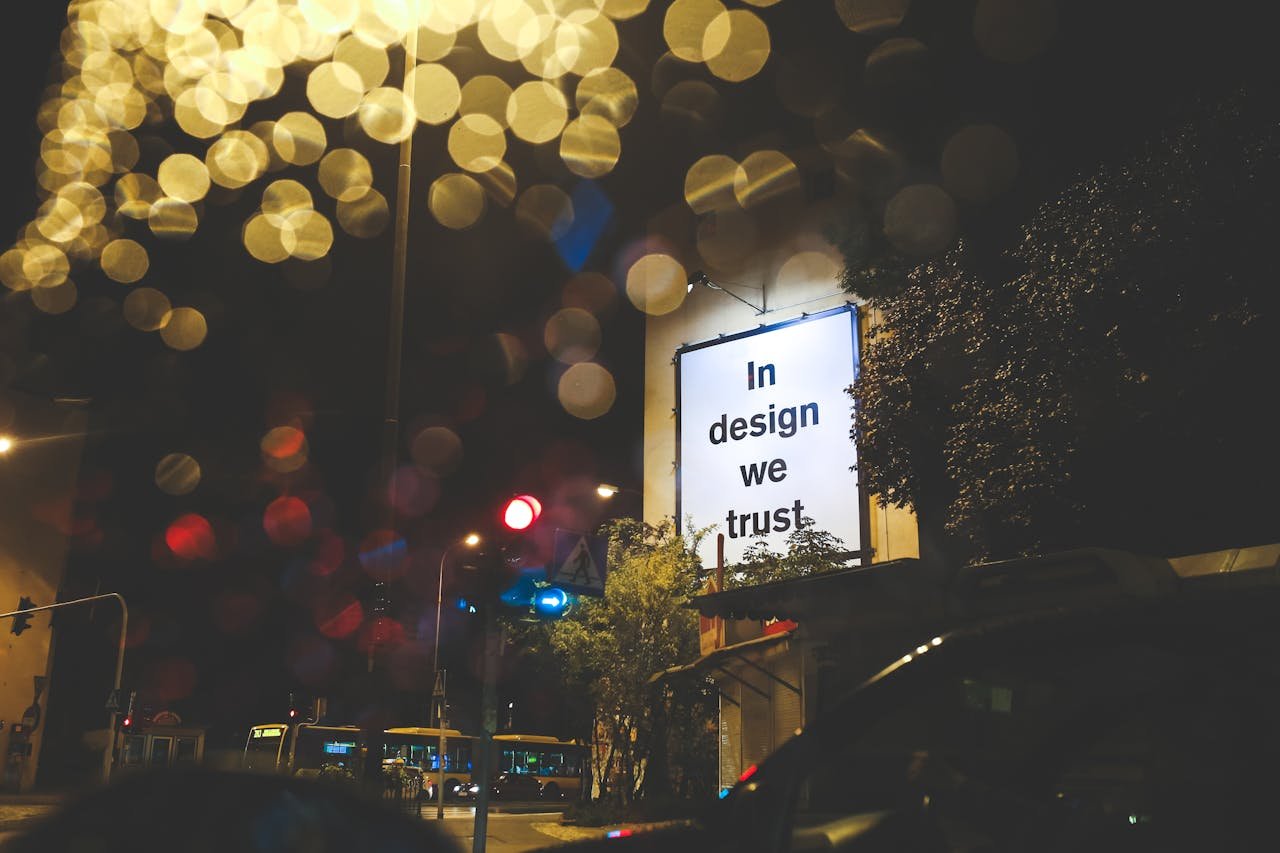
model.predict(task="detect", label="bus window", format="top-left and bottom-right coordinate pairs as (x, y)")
top-left (244, 726), bottom-right (288, 772)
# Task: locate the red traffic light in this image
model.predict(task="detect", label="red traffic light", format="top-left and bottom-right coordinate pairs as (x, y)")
top-left (121, 715), bottom-right (134, 730)
top-left (502, 495), bottom-right (542, 531)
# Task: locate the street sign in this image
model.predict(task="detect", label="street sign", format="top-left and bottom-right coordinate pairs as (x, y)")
top-left (549, 530), bottom-right (607, 596)
top-left (105, 689), bottom-right (121, 712)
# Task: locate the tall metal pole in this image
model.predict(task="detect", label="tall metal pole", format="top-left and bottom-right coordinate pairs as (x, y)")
top-left (1, 592), bottom-right (128, 783)
top-left (434, 546), bottom-right (448, 819)
top-left (472, 607), bottom-right (500, 853)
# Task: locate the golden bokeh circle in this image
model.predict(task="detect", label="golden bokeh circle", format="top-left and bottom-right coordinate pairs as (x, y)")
top-left (558, 362), bottom-right (616, 420)
top-left (337, 188), bottom-right (390, 238)
top-left (576, 67), bottom-right (638, 127)
top-left (684, 154), bottom-right (740, 214)
top-left (262, 179), bottom-right (315, 218)
top-left (160, 306), bottom-right (209, 351)
top-left (318, 148), bottom-right (373, 202)
top-left (206, 130), bottom-right (269, 189)
top-left (448, 113), bottom-right (507, 173)
top-left (157, 152), bottom-right (211, 203)
top-left (663, 0), bottom-right (727, 63)
top-left (460, 75), bottom-right (513, 128)
top-left (123, 287), bottom-right (173, 331)
top-left (506, 81), bottom-right (568, 144)
top-left (149, 197), bottom-right (200, 240)
top-left (307, 61), bottom-right (365, 118)
top-left (274, 111), bottom-right (328, 166)
top-left (244, 213), bottom-right (296, 264)
top-left (562, 271), bottom-right (618, 316)
top-left (116, 173), bottom-right (162, 219)
top-left (101, 238), bottom-right (149, 284)
top-left (560, 115), bottom-right (621, 178)
top-left (625, 253), bottom-right (687, 316)
top-left (733, 149), bottom-right (801, 209)
top-left (287, 209), bottom-right (335, 261)
top-left (428, 173), bottom-right (486, 230)
top-left (31, 279), bottom-right (78, 315)
top-left (544, 307), bottom-right (601, 364)
top-left (411, 63), bottom-right (461, 125)
top-left (834, 0), bottom-right (911, 34)
top-left (883, 184), bottom-right (958, 256)
top-left (703, 9), bottom-right (771, 82)
top-left (515, 184), bottom-right (574, 240)
top-left (155, 452), bottom-right (201, 496)
top-left (333, 32), bottom-right (390, 91)
top-left (358, 86), bottom-right (416, 144)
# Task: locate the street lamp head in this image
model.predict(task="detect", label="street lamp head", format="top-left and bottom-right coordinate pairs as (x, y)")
top-left (596, 483), bottom-right (620, 498)
top-left (464, 533), bottom-right (481, 547)
top-left (0, 436), bottom-right (12, 454)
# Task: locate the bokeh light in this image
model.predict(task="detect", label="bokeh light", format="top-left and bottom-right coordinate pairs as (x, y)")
top-left (159, 306), bottom-right (208, 350)
top-left (409, 425), bottom-right (463, 475)
top-left (545, 308), bottom-right (602, 364)
top-left (263, 495), bottom-right (314, 546)
top-left (155, 452), bottom-right (202, 496)
top-left (883, 184), bottom-right (958, 256)
top-left (165, 513), bottom-right (216, 561)
top-left (100, 238), bottom-right (149, 283)
top-left (558, 362), bottom-right (617, 420)
top-left (626, 253), bottom-right (687, 315)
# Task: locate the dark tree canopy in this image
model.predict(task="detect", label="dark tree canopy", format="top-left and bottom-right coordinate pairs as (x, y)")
top-left (850, 91), bottom-right (1280, 562)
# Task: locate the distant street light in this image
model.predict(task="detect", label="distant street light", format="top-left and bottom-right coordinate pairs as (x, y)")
top-left (0, 436), bottom-right (12, 454)
top-left (433, 532), bottom-right (479, 819)
top-left (596, 483), bottom-right (619, 498)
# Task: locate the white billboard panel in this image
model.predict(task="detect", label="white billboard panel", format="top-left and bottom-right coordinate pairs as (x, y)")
top-left (677, 306), bottom-right (862, 570)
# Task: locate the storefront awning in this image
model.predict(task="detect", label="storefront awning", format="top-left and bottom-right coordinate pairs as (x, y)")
top-left (648, 630), bottom-right (793, 686)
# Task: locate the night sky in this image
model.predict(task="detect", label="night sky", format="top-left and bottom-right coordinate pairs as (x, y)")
top-left (1, 0), bottom-right (1271, 779)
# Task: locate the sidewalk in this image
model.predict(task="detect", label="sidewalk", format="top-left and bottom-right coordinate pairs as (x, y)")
top-left (0, 803), bottom-right (60, 832)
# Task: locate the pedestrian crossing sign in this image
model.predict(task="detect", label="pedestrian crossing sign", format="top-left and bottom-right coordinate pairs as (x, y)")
top-left (550, 530), bottom-right (608, 596)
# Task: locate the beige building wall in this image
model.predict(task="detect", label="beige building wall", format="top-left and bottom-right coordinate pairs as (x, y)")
top-left (0, 393), bottom-right (86, 791)
top-left (641, 235), bottom-right (918, 565)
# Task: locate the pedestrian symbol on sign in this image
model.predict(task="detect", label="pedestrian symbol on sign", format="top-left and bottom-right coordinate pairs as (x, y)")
top-left (550, 530), bottom-right (608, 596)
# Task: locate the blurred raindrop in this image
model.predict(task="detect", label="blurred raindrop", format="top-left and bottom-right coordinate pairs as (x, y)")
top-left (410, 425), bottom-right (463, 475)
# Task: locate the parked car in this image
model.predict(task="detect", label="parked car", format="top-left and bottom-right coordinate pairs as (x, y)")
top-left (543, 583), bottom-right (1280, 852)
top-left (456, 771), bottom-right (544, 801)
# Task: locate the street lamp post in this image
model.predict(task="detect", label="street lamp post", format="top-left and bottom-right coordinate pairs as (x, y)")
top-left (433, 533), bottom-right (479, 818)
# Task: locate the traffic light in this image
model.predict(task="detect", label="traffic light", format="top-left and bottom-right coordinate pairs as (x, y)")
top-left (120, 713), bottom-right (134, 732)
top-left (10, 597), bottom-right (34, 635)
top-left (532, 587), bottom-right (573, 619)
top-left (502, 495), bottom-right (542, 531)
top-left (288, 692), bottom-right (300, 721)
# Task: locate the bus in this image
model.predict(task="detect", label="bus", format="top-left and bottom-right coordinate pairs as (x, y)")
top-left (493, 733), bottom-right (586, 801)
top-left (243, 724), bottom-right (586, 801)
top-left (243, 723), bottom-right (364, 778)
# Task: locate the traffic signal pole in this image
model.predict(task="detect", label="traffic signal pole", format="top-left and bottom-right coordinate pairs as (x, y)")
top-left (1, 592), bottom-right (129, 783)
top-left (471, 606), bottom-right (501, 853)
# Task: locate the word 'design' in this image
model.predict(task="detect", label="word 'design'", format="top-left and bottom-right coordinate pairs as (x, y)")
top-left (677, 306), bottom-right (861, 569)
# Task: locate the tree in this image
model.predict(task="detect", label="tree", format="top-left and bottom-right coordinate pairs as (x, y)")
top-left (848, 90), bottom-right (1280, 562)
top-left (545, 518), bottom-right (715, 804)
top-left (734, 519), bottom-right (851, 586)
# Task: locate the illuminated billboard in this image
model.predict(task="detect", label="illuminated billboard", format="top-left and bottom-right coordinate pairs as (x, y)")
top-left (677, 305), bottom-right (862, 570)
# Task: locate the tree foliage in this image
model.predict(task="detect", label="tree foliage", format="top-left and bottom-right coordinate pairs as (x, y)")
top-left (546, 518), bottom-right (715, 803)
top-left (848, 91), bottom-right (1280, 562)
top-left (734, 519), bottom-right (851, 586)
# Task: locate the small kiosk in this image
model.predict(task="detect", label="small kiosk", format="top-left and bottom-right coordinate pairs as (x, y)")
top-left (116, 711), bottom-right (206, 772)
